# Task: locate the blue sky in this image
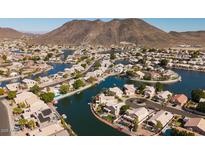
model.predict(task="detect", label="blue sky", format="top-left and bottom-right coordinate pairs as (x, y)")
top-left (0, 18), bottom-right (205, 33)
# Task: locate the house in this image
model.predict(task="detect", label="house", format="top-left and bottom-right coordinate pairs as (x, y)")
top-left (9, 72), bottom-right (18, 77)
top-left (171, 94), bottom-right (188, 106)
top-left (109, 87), bottom-right (123, 98)
top-left (72, 64), bottom-right (85, 72)
top-left (135, 71), bottom-right (145, 79)
top-left (184, 118), bottom-right (205, 135)
top-left (6, 82), bottom-right (20, 91)
top-left (96, 93), bottom-right (117, 104)
top-left (22, 79), bottom-right (38, 89)
top-left (123, 107), bottom-right (149, 124)
top-left (143, 86), bottom-right (155, 98)
top-left (14, 92), bottom-right (40, 106)
top-left (39, 76), bottom-right (51, 83)
top-left (123, 84), bottom-right (136, 96)
top-left (148, 110), bottom-right (173, 127)
top-left (156, 91), bottom-right (172, 102)
top-left (149, 72), bottom-right (161, 80)
top-left (103, 102), bottom-right (125, 117)
top-left (28, 121), bottom-right (64, 136)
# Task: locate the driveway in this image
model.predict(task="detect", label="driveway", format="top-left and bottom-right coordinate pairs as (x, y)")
top-left (125, 97), bottom-right (203, 118)
top-left (0, 102), bottom-right (11, 136)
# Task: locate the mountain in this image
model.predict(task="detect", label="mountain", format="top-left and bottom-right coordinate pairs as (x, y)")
top-left (31, 19), bottom-right (176, 47)
top-left (0, 27), bottom-right (25, 40)
top-left (169, 31), bottom-right (205, 46)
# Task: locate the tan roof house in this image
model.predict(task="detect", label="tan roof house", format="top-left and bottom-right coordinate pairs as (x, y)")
top-left (171, 94), bottom-right (188, 106)
top-left (184, 118), bottom-right (205, 135)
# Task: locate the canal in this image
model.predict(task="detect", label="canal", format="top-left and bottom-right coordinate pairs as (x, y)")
top-left (56, 69), bottom-right (205, 136)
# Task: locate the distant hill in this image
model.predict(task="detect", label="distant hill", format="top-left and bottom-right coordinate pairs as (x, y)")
top-left (169, 31), bottom-right (205, 46)
top-left (0, 27), bottom-right (25, 40)
top-left (31, 18), bottom-right (176, 47)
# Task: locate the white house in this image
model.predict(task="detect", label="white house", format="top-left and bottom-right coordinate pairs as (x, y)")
top-left (124, 84), bottom-right (136, 96)
top-left (148, 110), bottom-right (173, 127)
top-left (6, 82), bottom-right (20, 91)
top-left (135, 71), bottom-right (145, 79)
top-left (109, 87), bottom-right (124, 98)
top-left (156, 91), bottom-right (172, 102)
top-left (96, 93), bottom-right (117, 104)
top-left (22, 79), bottom-right (38, 89)
top-left (10, 72), bottom-right (18, 77)
top-left (123, 107), bottom-right (149, 124)
top-left (143, 86), bottom-right (155, 98)
top-left (103, 102), bottom-right (125, 117)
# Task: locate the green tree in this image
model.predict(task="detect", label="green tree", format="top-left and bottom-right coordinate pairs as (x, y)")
top-left (27, 120), bottom-right (36, 130)
top-left (143, 75), bottom-right (151, 80)
top-left (30, 84), bottom-right (40, 94)
top-left (155, 82), bottom-right (164, 92)
top-left (191, 89), bottom-right (205, 103)
top-left (59, 84), bottom-right (70, 94)
top-left (133, 117), bottom-right (139, 132)
top-left (196, 102), bottom-right (205, 113)
top-left (171, 128), bottom-right (195, 136)
top-left (126, 70), bottom-right (135, 77)
top-left (119, 105), bottom-right (130, 115)
top-left (159, 59), bottom-right (168, 67)
top-left (40, 92), bottom-right (55, 103)
top-left (34, 77), bottom-right (40, 82)
top-left (81, 63), bottom-right (86, 68)
top-left (13, 107), bottom-right (23, 114)
top-left (73, 79), bottom-right (85, 89)
top-left (2, 54), bottom-right (7, 61)
top-left (138, 84), bottom-right (146, 94)
top-left (110, 53), bottom-right (116, 60)
top-left (7, 91), bottom-right (16, 100)
top-left (87, 76), bottom-right (97, 83)
top-left (74, 72), bottom-right (83, 79)
top-left (18, 118), bottom-right (28, 128)
top-left (19, 102), bottom-right (26, 108)
top-left (63, 74), bottom-right (68, 78)
top-left (0, 88), bottom-right (5, 95)
top-left (156, 120), bottom-right (163, 130)
top-left (94, 61), bottom-right (101, 69)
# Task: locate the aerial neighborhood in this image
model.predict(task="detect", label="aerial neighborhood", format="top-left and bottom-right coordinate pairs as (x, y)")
top-left (1, 19), bottom-right (205, 136)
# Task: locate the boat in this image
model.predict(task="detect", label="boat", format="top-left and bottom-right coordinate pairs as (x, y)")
top-left (62, 114), bottom-right (67, 119)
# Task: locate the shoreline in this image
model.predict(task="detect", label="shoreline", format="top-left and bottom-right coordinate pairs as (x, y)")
top-left (130, 76), bottom-right (181, 84)
top-left (89, 103), bottom-right (131, 136)
top-left (169, 66), bottom-right (205, 73)
top-left (55, 72), bottom-right (120, 101)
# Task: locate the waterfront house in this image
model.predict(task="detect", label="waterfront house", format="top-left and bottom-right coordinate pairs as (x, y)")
top-left (96, 93), bottom-right (117, 104)
top-left (103, 102), bottom-right (125, 117)
top-left (123, 107), bottom-right (149, 124)
top-left (148, 110), bottom-right (173, 127)
top-left (109, 87), bottom-right (124, 98)
top-left (22, 79), bottom-right (38, 89)
top-left (143, 86), bottom-right (155, 98)
top-left (184, 118), bottom-right (205, 135)
top-left (171, 94), bottom-right (188, 106)
top-left (123, 84), bottom-right (136, 96)
top-left (155, 91), bottom-right (172, 102)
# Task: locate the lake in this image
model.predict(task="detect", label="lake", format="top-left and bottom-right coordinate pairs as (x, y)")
top-left (56, 69), bottom-right (205, 136)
